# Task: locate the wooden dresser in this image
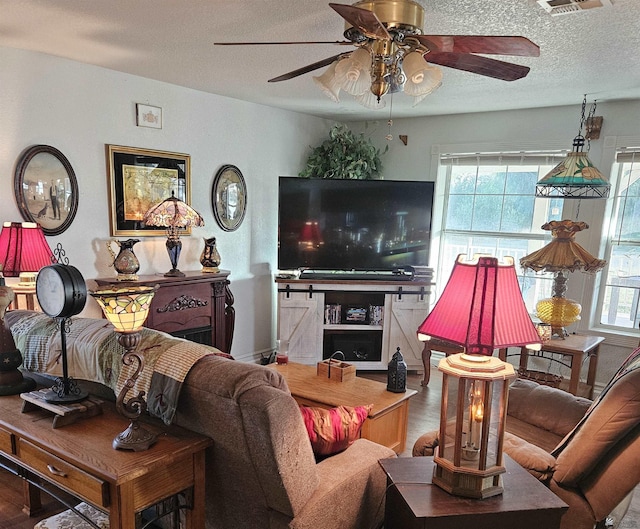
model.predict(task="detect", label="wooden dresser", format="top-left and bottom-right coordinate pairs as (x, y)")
top-left (94, 270), bottom-right (234, 353)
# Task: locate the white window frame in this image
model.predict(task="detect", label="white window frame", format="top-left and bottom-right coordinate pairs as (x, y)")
top-left (594, 142), bottom-right (640, 334)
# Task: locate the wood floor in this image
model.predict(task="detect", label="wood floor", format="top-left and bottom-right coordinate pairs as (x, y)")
top-left (1, 365), bottom-right (637, 528)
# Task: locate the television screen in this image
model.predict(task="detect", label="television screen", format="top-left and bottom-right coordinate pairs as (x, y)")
top-left (278, 177), bottom-right (434, 272)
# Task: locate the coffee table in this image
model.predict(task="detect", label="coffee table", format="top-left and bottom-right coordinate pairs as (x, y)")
top-left (379, 455), bottom-right (567, 529)
top-left (270, 362), bottom-right (416, 453)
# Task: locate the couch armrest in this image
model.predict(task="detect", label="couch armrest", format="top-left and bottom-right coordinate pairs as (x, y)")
top-left (503, 432), bottom-right (557, 481)
top-left (290, 439), bottom-right (395, 529)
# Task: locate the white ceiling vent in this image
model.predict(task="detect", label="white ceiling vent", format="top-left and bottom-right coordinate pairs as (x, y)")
top-left (537, 0), bottom-right (614, 16)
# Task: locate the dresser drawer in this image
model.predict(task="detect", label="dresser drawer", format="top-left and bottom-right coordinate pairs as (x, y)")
top-left (0, 425), bottom-right (13, 454)
top-left (18, 439), bottom-right (110, 507)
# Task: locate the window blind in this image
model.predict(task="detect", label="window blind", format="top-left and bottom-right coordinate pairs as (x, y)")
top-left (440, 151), bottom-right (567, 166)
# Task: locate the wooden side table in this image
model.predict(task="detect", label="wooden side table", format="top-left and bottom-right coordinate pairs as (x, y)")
top-left (0, 394), bottom-right (211, 529)
top-left (380, 455), bottom-right (567, 529)
top-left (518, 334), bottom-right (604, 398)
top-left (270, 362), bottom-right (416, 453)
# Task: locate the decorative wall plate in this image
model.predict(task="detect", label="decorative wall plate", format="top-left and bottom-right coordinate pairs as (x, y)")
top-left (212, 165), bottom-right (247, 232)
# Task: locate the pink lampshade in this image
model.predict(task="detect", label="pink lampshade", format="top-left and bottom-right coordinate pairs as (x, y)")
top-left (0, 222), bottom-right (54, 277)
top-left (417, 254), bottom-right (541, 355)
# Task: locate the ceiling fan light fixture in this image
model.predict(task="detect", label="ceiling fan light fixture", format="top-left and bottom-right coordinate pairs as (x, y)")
top-left (312, 61), bottom-right (342, 103)
top-left (335, 48), bottom-right (371, 95)
top-left (402, 51), bottom-right (443, 97)
top-left (355, 89), bottom-right (387, 109)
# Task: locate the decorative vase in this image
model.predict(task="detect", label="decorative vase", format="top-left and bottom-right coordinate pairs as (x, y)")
top-left (107, 238), bottom-right (140, 281)
top-left (200, 237), bottom-right (221, 273)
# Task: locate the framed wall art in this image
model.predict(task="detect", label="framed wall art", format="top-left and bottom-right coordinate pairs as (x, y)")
top-left (136, 103), bottom-right (162, 129)
top-left (14, 144), bottom-right (79, 236)
top-left (106, 145), bottom-right (191, 236)
top-left (212, 164), bottom-right (247, 232)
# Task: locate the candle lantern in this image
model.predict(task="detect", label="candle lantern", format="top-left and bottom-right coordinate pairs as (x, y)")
top-left (434, 353), bottom-right (515, 499)
top-left (387, 347), bottom-right (407, 393)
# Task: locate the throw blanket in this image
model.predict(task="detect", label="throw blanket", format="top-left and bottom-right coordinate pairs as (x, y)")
top-left (5, 310), bottom-right (232, 425)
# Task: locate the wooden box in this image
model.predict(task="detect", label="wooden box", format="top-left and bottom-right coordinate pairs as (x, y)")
top-left (316, 359), bottom-right (356, 382)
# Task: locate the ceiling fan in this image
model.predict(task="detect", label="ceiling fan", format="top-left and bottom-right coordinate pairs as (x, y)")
top-left (215, 0), bottom-right (540, 108)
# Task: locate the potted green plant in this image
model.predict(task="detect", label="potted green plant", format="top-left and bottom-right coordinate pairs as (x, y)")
top-left (299, 124), bottom-right (386, 180)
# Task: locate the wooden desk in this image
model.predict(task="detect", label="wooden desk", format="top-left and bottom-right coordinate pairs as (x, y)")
top-left (380, 455), bottom-right (568, 529)
top-left (270, 362), bottom-right (416, 453)
top-left (519, 334), bottom-right (604, 398)
top-left (0, 394), bottom-right (211, 529)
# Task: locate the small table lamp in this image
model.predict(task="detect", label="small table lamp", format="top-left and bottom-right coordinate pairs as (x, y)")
top-left (0, 221), bottom-right (55, 283)
top-left (417, 254), bottom-right (541, 498)
top-left (520, 220), bottom-right (606, 338)
top-left (90, 285), bottom-right (158, 451)
top-left (142, 192), bottom-right (204, 277)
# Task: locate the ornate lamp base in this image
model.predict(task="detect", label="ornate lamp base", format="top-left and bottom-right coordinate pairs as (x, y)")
top-left (113, 420), bottom-right (157, 452)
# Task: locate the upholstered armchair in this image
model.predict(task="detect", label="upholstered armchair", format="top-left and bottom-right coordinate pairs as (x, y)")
top-left (413, 349), bottom-right (640, 529)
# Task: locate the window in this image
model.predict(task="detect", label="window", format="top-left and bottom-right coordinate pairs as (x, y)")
top-left (438, 152), bottom-right (565, 312)
top-left (598, 149), bottom-right (640, 329)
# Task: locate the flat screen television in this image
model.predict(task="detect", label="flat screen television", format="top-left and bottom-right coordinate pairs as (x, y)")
top-left (278, 177), bottom-right (434, 272)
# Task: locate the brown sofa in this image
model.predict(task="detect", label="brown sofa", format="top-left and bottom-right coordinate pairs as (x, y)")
top-left (412, 350), bottom-right (640, 529)
top-left (5, 311), bottom-right (395, 529)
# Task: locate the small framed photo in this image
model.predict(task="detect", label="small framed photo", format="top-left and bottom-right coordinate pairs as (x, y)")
top-left (136, 104), bottom-right (162, 129)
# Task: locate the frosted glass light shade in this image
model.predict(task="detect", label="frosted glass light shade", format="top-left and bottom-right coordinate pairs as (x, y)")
top-left (313, 62), bottom-right (341, 102)
top-left (355, 89), bottom-right (386, 109)
top-left (335, 48), bottom-right (371, 96)
top-left (402, 52), bottom-right (443, 98)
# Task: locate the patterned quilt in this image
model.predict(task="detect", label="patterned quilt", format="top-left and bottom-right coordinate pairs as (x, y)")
top-left (5, 310), bottom-right (232, 425)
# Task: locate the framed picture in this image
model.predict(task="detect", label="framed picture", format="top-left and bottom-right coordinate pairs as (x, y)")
top-left (136, 103), bottom-right (162, 129)
top-left (14, 145), bottom-right (79, 236)
top-left (212, 164), bottom-right (247, 232)
top-left (106, 145), bottom-right (191, 236)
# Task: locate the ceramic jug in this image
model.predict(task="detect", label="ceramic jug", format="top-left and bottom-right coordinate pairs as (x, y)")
top-left (200, 236), bottom-right (221, 273)
top-left (107, 238), bottom-right (140, 281)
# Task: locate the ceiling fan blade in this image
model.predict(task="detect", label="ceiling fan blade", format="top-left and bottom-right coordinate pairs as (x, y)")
top-left (214, 41), bottom-right (352, 46)
top-left (415, 35), bottom-right (540, 57)
top-left (329, 3), bottom-right (391, 40)
top-left (268, 53), bottom-right (349, 82)
top-left (426, 52), bottom-right (530, 81)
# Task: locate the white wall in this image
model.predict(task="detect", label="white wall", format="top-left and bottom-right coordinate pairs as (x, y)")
top-left (354, 101), bottom-right (640, 387)
top-left (0, 46), bottom-right (334, 362)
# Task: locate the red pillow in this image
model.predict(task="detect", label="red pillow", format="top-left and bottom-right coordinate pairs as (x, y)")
top-left (299, 404), bottom-right (372, 457)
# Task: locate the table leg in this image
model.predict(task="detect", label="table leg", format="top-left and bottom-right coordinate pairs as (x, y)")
top-left (568, 352), bottom-right (583, 396)
top-left (519, 347), bottom-right (529, 373)
top-left (421, 343), bottom-right (431, 386)
top-left (586, 346), bottom-right (600, 400)
top-left (22, 480), bottom-right (43, 516)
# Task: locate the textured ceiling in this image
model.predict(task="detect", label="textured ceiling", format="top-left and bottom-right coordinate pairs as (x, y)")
top-left (1, 0), bottom-right (639, 121)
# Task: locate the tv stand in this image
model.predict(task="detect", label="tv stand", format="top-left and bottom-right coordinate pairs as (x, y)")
top-left (275, 275), bottom-right (433, 370)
